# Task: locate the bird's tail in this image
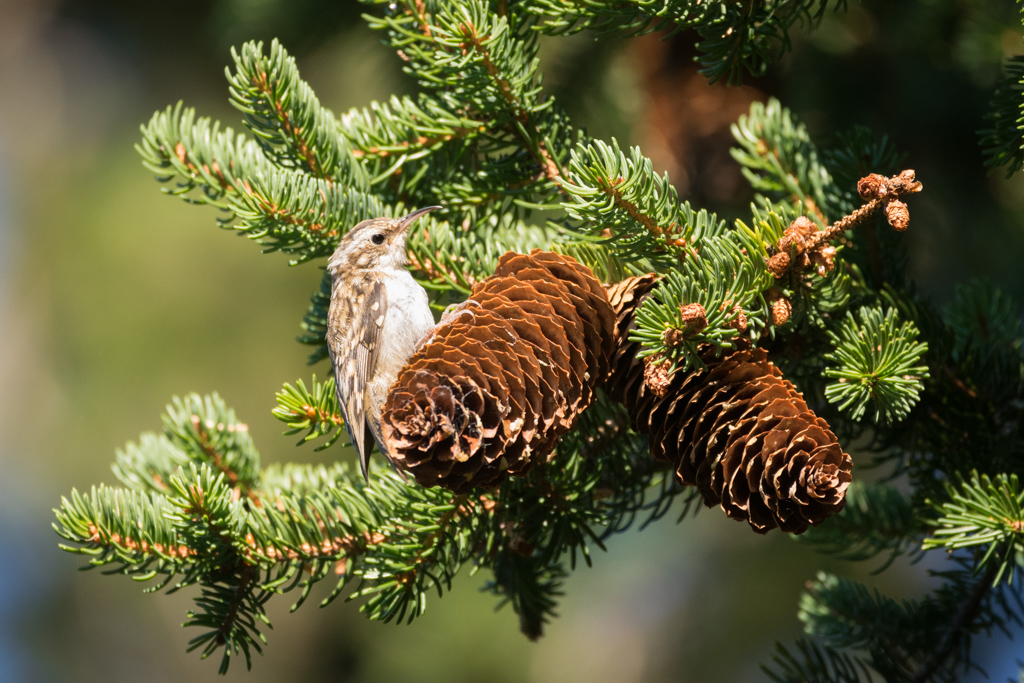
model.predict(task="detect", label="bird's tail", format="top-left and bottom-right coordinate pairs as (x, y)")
top-left (366, 415), bottom-right (408, 482)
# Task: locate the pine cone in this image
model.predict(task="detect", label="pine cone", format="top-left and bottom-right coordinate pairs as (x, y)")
top-left (382, 250), bottom-right (615, 492)
top-left (605, 274), bottom-right (659, 406)
top-left (606, 277), bottom-right (852, 534)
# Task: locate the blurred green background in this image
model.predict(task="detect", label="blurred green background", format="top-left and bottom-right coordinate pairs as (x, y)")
top-left (1, 1), bottom-right (1022, 681)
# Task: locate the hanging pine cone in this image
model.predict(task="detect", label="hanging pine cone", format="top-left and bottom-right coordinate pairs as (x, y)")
top-left (381, 250), bottom-right (615, 492)
top-left (606, 276), bottom-right (852, 534)
top-left (605, 274), bottom-right (660, 406)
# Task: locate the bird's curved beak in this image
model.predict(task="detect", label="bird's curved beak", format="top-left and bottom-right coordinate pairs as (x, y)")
top-left (397, 205), bottom-right (442, 234)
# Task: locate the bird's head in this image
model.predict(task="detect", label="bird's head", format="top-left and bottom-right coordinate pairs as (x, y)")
top-left (327, 206), bottom-right (441, 274)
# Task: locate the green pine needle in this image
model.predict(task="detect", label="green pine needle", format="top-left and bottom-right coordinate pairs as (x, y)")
top-left (273, 376), bottom-right (347, 451)
top-left (630, 233), bottom-right (770, 370)
top-left (824, 306), bottom-right (929, 424)
top-left (979, 55), bottom-right (1024, 177)
top-left (924, 472), bottom-right (1024, 586)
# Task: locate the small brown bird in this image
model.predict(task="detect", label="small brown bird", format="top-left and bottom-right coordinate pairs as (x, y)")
top-left (326, 206), bottom-right (441, 480)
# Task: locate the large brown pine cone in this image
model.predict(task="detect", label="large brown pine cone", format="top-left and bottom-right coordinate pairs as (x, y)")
top-left (606, 276), bottom-right (853, 534)
top-left (382, 250), bottom-right (615, 492)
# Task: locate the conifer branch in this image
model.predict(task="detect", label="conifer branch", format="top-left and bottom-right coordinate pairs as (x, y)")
top-left (273, 376), bottom-right (346, 450)
top-left (824, 306), bottom-right (929, 424)
top-left (909, 562), bottom-right (999, 683)
top-left (731, 98), bottom-right (838, 219)
top-left (438, 3), bottom-right (566, 188)
top-left (139, 101), bottom-right (388, 264)
top-left (562, 139), bottom-right (726, 260)
top-left (54, 2), bottom-right (1024, 677)
top-left (924, 473), bottom-right (1024, 585)
top-left (341, 95), bottom-right (483, 163)
top-left (227, 40), bottom-right (367, 186)
top-left (979, 55), bottom-right (1024, 177)
top-left (523, 1), bottom-right (849, 84)
top-left (136, 102), bottom-right (269, 207)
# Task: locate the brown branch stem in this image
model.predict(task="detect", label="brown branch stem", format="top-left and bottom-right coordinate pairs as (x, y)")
top-left (803, 169), bottom-right (922, 254)
top-left (595, 176), bottom-right (683, 245)
top-left (215, 564), bottom-right (258, 646)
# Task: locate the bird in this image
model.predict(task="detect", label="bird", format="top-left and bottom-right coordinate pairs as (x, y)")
top-left (326, 206), bottom-right (442, 481)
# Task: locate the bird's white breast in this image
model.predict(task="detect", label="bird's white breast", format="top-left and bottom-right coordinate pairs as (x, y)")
top-left (367, 269), bottom-right (434, 417)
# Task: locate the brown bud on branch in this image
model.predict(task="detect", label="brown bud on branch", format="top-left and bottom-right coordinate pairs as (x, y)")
top-left (679, 302), bottom-right (708, 335)
top-left (772, 297), bottom-right (793, 326)
top-left (885, 199), bottom-right (910, 231)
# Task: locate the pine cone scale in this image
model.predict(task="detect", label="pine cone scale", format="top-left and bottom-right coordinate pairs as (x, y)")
top-left (477, 279), bottom-right (580, 421)
top-left (490, 261), bottom-right (594, 414)
top-left (471, 294), bottom-right (560, 438)
top-left (530, 250), bottom-right (617, 380)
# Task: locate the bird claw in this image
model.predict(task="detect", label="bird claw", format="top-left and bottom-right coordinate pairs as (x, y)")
top-left (415, 299), bottom-right (480, 350)
top-left (440, 299), bottom-right (479, 326)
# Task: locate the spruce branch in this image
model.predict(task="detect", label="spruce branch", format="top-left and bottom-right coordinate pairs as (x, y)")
top-left (56, 392), bottom-right (511, 670)
top-left (166, 464), bottom-right (268, 672)
top-left (693, 1), bottom-right (849, 84)
top-left (227, 39), bottom-right (367, 186)
top-left (184, 570), bottom-right (270, 674)
top-left (487, 549), bottom-right (566, 640)
top-left (924, 473), bottom-right (1024, 585)
top-left (521, 0), bottom-right (715, 38)
top-left (773, 532), bottom-right (1024, 683)
top-left (979, 55), bottom-right (1024, 177)
top-left (112, 432), bottom-right (196, 496)
top-left (629, 234), bottom-right (770, 371)
top-left (731, 98), bottom-right (837, 221)
top-left (339, 94), bottom-right (485, 181)
top-left (273, 376), bottom-right (346, 451)
top-left (138, 101), bottom-right (389, 264)
top-left (763, 638), bottom-right (875, 683)
top-left (162, 394), bottom-right (261, 504)
top-left (55, 484), bottom-right (192, 574)
top-left (945, 280), bottom-right (1024, 354)
top-left (824, 306), bottom-right (930, 424)
top-left (943, 280), bottom-right (1024, 402)
top-left (429, 0), bottom-right (568, 191)
top-left (137, 102), bottom-right (271, 207)
top-left (907, 561), bottom-right (1004, 683)
top-left (523, 1), bottom-right (848, 84)
top-left (367, 0), bottom-right (573, 202)
top-left (561, 138), bottom-right (726, 259)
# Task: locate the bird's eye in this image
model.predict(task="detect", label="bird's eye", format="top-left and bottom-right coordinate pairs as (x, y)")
top-left (371, 233), bottom-right (385, 245)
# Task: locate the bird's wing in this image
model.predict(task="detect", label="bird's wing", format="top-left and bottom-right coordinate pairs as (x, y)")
top-left (328, 275), bottom-right (387, 481)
